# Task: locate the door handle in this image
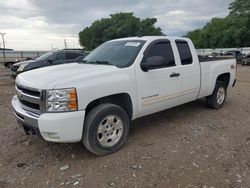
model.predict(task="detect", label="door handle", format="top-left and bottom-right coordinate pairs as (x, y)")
top-left (170, 72), bottom-right (180, 78)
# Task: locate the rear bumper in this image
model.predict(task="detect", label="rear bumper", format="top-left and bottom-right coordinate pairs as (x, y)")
top-left (12, 95), bottom-right (85, 143)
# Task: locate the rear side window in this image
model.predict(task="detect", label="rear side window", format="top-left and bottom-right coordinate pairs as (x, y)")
top-left (65, 52), bottom-right (80, 60)
top-left (144, 41), bottom-right (175, 68)
top-left (176, 41), bottom-right (193, 65)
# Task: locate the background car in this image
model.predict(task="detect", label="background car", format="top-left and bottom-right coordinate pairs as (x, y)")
top-left (11, 49), bottom-right (85, 76)
top-left (224, 50), bottom-right (244, 63)
top-left (242, 53), bottom-right (250, 65)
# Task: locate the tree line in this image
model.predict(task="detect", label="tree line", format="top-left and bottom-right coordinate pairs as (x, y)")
top-left (79, 0), bottom-right (250, 50)
top-left (185, 0), bottom-right (250, 48)
top-left (79, 13), bottom-right (163, 50)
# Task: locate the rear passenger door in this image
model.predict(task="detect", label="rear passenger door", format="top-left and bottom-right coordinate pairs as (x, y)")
top-left (136, 39), bottom-right (182, 117)
top-left (175, 40), bottom-right (200, 104)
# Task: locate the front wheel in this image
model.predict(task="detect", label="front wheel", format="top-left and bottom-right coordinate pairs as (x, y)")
top-left (207, 81), bottom-right (227, 109)
top-left (82, 103), bottom-right (130, 156)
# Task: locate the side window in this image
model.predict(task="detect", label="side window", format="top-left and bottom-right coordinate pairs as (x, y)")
top-left (176, 41), bottom-right (193, 65)
top-left (65, 52), bottom-right (79, 60)
top-left (144, 41), bottom-right (175, 68)
top-left (235, 51), bottom-right (241, 56)
top-left (54, 52), bottom-right (65, 60)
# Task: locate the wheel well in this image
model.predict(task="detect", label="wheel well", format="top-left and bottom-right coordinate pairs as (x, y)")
top-left (216, 73), bottom-right (230, 87)
top-left (85, 93), bottom-right (133, 120)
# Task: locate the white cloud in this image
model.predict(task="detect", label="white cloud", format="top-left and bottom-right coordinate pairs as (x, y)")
top-left (0, 0), bottom-right (233, 50)
top-left (0, 15), bottom-right (80, 50)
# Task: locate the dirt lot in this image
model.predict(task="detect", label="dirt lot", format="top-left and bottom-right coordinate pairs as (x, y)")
top-left (0, 64), bottom-right (249, 188)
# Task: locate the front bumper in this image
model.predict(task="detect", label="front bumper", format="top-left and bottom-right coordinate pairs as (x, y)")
top-left (12, 95), bottom-right (85, 143)
top-left (11, 71), bottom-right (17, 79)
top-left (13, 96), bottom-right (41, 136)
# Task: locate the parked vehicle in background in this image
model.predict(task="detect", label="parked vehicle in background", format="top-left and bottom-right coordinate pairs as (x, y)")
top-left (4, 60), bottom-right (20, 68)
top-left (1, 50), bottom-right (48, 68)
top-left (11, 49), bottom-right (85, 76)
top-left (241, 53), bottom-right (250, 65)
top-left (12, 36), bottom-right (236, 156)
top-left (224, 50), bottom-right (244, 63)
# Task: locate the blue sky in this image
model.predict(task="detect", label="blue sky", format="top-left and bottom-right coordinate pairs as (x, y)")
top-left (0, 0), bottom-right (233, 50)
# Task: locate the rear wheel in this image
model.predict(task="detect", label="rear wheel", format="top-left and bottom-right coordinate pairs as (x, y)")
top-left (82, 103), bottom-right (129, 156)
top-left (207, 81), bottom-right (227, 109)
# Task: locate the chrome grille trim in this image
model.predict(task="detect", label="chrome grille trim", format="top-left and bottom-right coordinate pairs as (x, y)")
top-left (15, 86), bottom-right (40, 104)
top-left (15, 84), bottom-right (44, 114)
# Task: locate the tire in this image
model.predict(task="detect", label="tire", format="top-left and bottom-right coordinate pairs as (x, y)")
top-left (207, 81), bottom-right (227, 109)
top-left (82, 103), bottom-right (130, 156)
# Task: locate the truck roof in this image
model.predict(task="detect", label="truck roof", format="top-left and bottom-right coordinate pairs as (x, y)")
top-left (110, 36), bottom-right (190, 42)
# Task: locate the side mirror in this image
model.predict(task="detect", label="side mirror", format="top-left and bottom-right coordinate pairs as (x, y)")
top-left (141, 56), bottom-right (166, 72)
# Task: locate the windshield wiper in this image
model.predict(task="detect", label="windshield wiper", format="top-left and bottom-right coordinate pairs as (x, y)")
top-left (79, 60), bottom-right (116, 66)
top-left (84, 60), bottom-right (113, 65)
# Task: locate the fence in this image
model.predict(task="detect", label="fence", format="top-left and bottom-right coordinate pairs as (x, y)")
top-left (1, 47), bottom-right (250, 63)
top-left (0, 50), bottom-right (49, 63)
top-left (196, 47), bottom-right (250, 56)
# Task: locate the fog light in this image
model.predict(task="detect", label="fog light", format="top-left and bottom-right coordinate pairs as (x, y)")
top-left (43, 132), bottom-right (60, 139)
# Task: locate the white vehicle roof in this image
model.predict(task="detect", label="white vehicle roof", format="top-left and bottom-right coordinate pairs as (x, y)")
top-left (109, 36), bottom-right (190, 42)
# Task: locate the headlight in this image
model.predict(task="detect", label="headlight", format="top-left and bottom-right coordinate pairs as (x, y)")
top-left (45, 88), bottom-right (78, 112)
top-left (17, 64), bottom-right (27, 72)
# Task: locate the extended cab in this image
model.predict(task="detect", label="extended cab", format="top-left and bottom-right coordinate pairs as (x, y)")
top-left (12, 36), bottom-right (236, 156)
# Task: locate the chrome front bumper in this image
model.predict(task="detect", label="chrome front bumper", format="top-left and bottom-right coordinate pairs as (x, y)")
top-left (12, 95), bottom-right (40, 135)
top-left (12, 95), bottom-right (85, 143)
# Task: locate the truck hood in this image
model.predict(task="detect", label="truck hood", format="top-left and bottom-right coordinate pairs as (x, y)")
top-left (16, 63), bottom-right (119, 89)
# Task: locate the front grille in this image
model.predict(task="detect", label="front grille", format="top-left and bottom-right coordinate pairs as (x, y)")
top-left (15, 84), bottom-right (43, 114)
top-left (21, 100), bottom-right (40, 111)
top-left (16, 85), bottom-right (40, 97)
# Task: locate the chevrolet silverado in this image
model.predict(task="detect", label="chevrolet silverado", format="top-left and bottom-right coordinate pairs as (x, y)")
top-left (12, 36), bottom-right (236, 156)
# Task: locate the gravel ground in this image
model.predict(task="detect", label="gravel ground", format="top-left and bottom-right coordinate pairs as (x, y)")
top-left (0, 64), bottom-right (249, 188)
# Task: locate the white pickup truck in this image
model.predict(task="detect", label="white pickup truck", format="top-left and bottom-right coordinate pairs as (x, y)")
top-left (12, 36), bottom-right (236, 156)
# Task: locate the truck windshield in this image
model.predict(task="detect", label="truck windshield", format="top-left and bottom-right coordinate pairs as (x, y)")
top-left (36, 52), bottom-right (54, 61)
top-left (82, 40), bottom-right (145, 68)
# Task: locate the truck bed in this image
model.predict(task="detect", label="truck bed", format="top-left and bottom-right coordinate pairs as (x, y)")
top-left (198, 57), bottom-right (236, 99)
top-left (199, 56), bottom-right (235, 62)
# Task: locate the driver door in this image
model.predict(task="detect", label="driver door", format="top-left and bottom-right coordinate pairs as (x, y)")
top-left (136, 39), bottom-right (182, 117)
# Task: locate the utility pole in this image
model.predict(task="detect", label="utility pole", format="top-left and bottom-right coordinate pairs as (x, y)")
top-left (64, 39), bottom-right (68, 49)
top-left (0, 33), bottom-right (6, 63)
